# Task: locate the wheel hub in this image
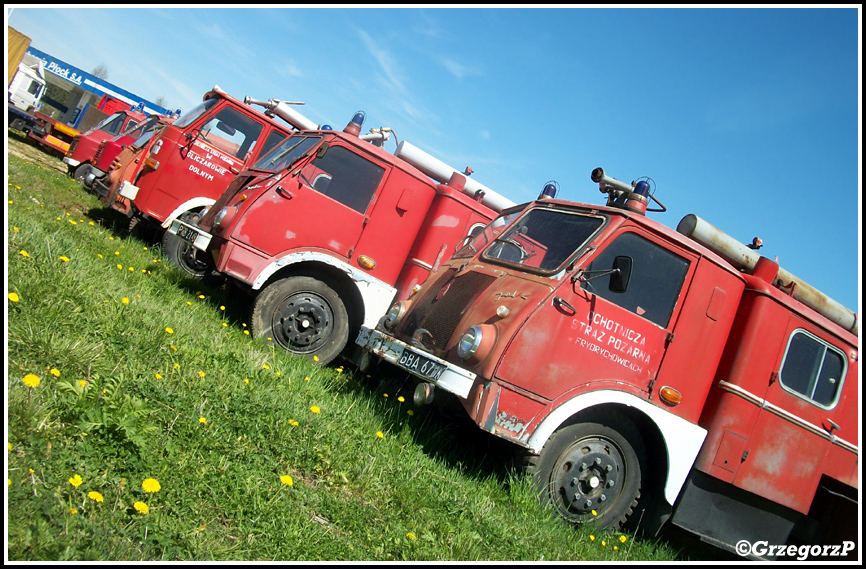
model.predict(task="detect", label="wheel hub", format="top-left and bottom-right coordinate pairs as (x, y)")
top-left (557, 438), bottom-right (624, 517)
top-left (274, 293), bottom-right (333, 352)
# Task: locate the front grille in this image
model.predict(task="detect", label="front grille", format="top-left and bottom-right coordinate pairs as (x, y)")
top-left (67, 136), bottom-right (79, 156)
top-left (401, 269), bottom-right (496, 357)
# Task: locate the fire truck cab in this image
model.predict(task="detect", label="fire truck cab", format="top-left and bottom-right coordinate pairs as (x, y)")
top-left (358, 168), bottom-right (858, 557)
top-left (94, 86), bottom-right (302, 275)
top-left (169, 115), bottom-right (513, 365)
top-left (62, 108), bottom-right (147, 179)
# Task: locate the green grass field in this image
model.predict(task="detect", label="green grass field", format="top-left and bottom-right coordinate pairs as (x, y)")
top-left (6, 139), bottom-right (713, 561)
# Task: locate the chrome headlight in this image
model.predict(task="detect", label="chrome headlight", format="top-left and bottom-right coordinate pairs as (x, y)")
top-left (213, 206), bottom-right (229, 229)
top-left (383, 301), bottom-right (407, 330)
top-left (457, 325), bottom-right (483, 360)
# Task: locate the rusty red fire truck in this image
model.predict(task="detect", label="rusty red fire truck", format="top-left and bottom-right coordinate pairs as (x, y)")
top-left (169, 117), bottom-right (516, 365)
top-left (77, 114), bottom-right (166, 191)
top-left (358, 168), bottom-right (859, 557)
top-left (94, 86), bottom-right (306, 273)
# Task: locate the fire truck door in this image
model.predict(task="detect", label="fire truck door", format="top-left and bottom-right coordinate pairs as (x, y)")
top-left (732, 316), bottom-right (855, 514)
top-left (233, 144), bottom-right (388, 260)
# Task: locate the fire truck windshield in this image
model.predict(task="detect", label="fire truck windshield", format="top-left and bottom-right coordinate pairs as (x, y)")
top-left (252, 135), bottom-right (322, 172)
top-left (480, 208), bottom-right (604, 273)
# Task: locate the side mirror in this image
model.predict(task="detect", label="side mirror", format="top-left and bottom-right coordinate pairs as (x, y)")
top-left (316, 141), bottom-right (330, 159)
top-left (609, 256), bottom-right (632, 293)
top-left (216, 121), bottom-right (236, 136)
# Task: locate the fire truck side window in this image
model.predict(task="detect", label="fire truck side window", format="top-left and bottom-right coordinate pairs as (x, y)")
top-left (198, 107), bottom-right (264, 160)
top-left (582, 232), bottom-right (689, 328)
top-left (257, 131), bottom-right (289, 159)
top-left (779, 330), bottom-right (846, 408)
top-left (301, 147), bottom-right (385, 214)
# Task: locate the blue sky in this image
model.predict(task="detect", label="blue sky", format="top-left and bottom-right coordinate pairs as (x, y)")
top-left (6, 7), bottom-right (861, 314)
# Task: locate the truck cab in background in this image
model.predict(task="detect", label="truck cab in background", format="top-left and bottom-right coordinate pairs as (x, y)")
top-left (62, 107), bottom-right (148, 180)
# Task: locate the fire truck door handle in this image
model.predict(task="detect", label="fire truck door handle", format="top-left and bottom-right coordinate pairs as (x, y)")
top-left (553, 296), bottom-right (576, 315)
top-left (275, 185), bottom-right (292, 200)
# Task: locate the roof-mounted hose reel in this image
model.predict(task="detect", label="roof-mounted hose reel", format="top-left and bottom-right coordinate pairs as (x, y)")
top-left (591, 167), bottom-right (666, 215)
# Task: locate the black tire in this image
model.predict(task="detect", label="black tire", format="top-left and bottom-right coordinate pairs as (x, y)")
top-left (73, 163), bottom-right (92, 183)
top-left (526, 410), bottom-right (645, 530)
top-left (251, 276), bottom-right (349, 366)
top-left (160, 213), bottom-right (219, 281)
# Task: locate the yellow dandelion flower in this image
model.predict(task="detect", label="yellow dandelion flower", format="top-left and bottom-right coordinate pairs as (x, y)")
top-left (122, 297), bottom-right (130, 305)
top-left (383, 393), bottom-right (389, 398)
top-left (222, 322), bottom-right (228, 327)
top-left (141, 478), bottom-right (161, 493)
top-left (198, 294), bottom-right (205, 299)
top-left (614, 546), bottom-right (618, 551)
top-left (262, 364), bottom-right (270, 370)
top-left (305, 376), bottom-right (310, 382)
top-left (173, 363), bottom-right (180, 369)
top-left (59, 256), bottom-right (70, 262)
top-left (244, 330), bottom-right (250, 335)
top-left (69, 507), bottom-right (78, 515)
top-left (116, 264), bottom-right (123, 270)
top-left (19, 250), bottom-right (29, 258)
top-left (267, 337), bottom-right (272, 341)
top-left (9, 292), bottom-right (20, 303)
top-left (89, 221), bottom-right (94, 226)
top-left (155, 373), bottom-right (163, 380)
top-left (619, 535), bottom-right (627, 543)
top-left (133, 501), bottom-right (149, 515)
top-left (602, 540), bottom-right (607, 547)
top-left (68, 220), bottom-right (77, 225)
top-left (69, 474), bottom-right (83, 487)
top-left (289, 420), bottom-right (298, 426)
top-left (29, 469), bottom-right (34, 474)
top-left (88, 491), bottom-right (104, 503)
top-left (128, 267), bottom-right (134, 272)
top-left (407, 532), bottom-right (418, 541)
top-left (376, 431), bottom-right (384, 439)
top-left (219, 306), bottom-right (225, 311)
top-left (242, 323), bottom-right (247, 327)
top-left (199, 417), bottom-right (207, 424)
top-left (591, 509), bottom-right (598, 516)
top-left (186, 301), bottom-right (192, 306)
top-left (23, 374), bottom-right (40, 388)
top-left (50, 368), bottom-right (60, 377)
top-left (13, 226), bottom-right (19, 231)
top-left (407, 410), bottom-right (414, 416)
top-left (143, 246), bottom-right (148, 251)
top-left (114, 251), bottom-right (119, 255)
top-left (398, 396), bottom-right (405, 403)
top-left (280, 475), bottom-right (293, 486)
top-left (141, 269), bottom-right (147, 273)
top-left (244, 378), bottom-right (249, 384)
top-left (97, 254), bottom-right (103, 258)
top-left (589, 535), bottom-right (595, 541)
top-left (313, 355), bottom-right (319, 362)
top-left (78, 380), bottom-right (87, 388)
top-left (197, 371), bottom-right (205, 378)
top-left (336, 366), bottom-right (344, 373)
top-left (310, 405), bottom-right (321, 414)
top-left (170, 345), bottom-right (177, 351)
top-left (165, 327), bottom-right (174, 334)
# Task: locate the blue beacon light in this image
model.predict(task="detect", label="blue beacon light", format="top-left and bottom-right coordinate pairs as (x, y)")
top-left (539, 180), bottom-right (559, 199)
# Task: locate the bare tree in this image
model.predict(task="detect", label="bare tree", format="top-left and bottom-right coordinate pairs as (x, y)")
top-left (90, 64), bottom-right (108, 80)
top-left (154, 96), bottom-right (169, 108)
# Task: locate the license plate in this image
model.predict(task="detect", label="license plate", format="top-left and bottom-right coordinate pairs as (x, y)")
top-left (396, 349), bottom-right (445, 381)
top-left (175, 224), bottom-right (199, 244)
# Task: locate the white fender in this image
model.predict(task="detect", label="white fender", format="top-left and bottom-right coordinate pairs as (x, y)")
top-left (526, 390), bottom-right (707, 507)
top-left (251, 251), bottom-right (397, 330)
top-left (160, 197), bottom-right (217, 229)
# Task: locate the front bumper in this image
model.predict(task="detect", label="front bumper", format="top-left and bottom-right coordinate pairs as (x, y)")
top-left (62, 157), bottom-right (80, 167)
top-left (356, 327), bottom-right (476, 399)
top-left (168, 219), bottom-right (213, 252)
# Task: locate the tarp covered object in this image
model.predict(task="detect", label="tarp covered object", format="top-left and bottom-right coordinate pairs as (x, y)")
top-left (8, 26), bottom-right (32, 87)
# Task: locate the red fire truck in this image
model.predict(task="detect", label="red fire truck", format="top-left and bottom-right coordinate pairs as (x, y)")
top-left (168, 116), bottom-right (515, 365)
top-left (358, 168), bottom-right (859, 557)
top-left (94, 86), bottom-right (306, 274)
top-left (63, 108), bottom-right (149, 181)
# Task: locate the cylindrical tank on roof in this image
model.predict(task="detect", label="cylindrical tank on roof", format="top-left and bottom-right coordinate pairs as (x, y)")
top-left (394, 140), bottom-right (515, 213)
top-left (677, 214), bottom-right (857, 335)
